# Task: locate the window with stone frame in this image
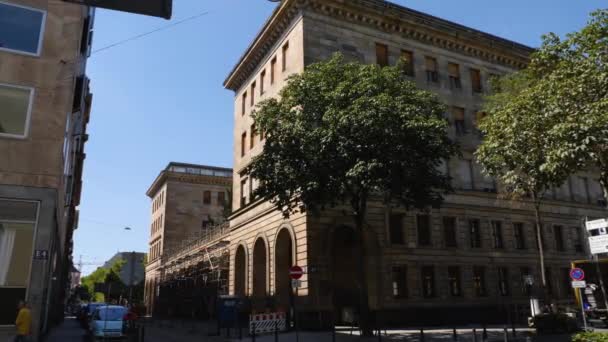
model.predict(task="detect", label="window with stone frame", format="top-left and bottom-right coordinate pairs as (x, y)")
top-left (282, 41), bottom-right (289, 72)
top-left (391, 265), bottom-right (408, 298)
top-left (250, 124), bottom-right (257, 149)
top-left (241, 91), bottom-right (247, 116)
top-left (240, 178), bottom-right (247, 207)
top-left (203, 191), bottom-right (211, 205)
top-left (417, 214), bottom-right (431, 246)
top-left (241, 131), bottom-right (247, 157)
top-left (271, 56), bottom-right (277, 84)
top-left (491, 220), bottom-right (504, 249)
top-left (520, 267), bottom-right (532, 296)
top-left (452, 107), bottom-right (466, 136)
top-left (0, 2), bottom-right (46, 56)
top-left (513, 222), bottom-right (526, 250)
top-left (0, 84), bottom-right (34, 138)
top-left (389, 213), bottom-right (404, 245)
top-left (497, 267), bottom-right (510, 296)
top-left (448, 266), bottom-right (462, 296)
top-left (448, 62), bottom-right (461, 89)
top-left (469, 219), bottom-right (481, 248)
top-left (421, 266), bottom-right (435, 298)
top-left (573, 226), bottom-right (584, 253)
top-left (425, 56), bottom-right (439, 83)
top-left (473, 266), bottom-right (487, 296)
top-left (470, 68), bottom-right (482, 93)
top-left (250, 82), bottom-right (256, 106)
top-left (554, 225), bottom-right (565, 251)
top-left (400, 50), bottom-right (414, 76)
top-left (218, 191), bottom-right (225, 206)
top-left (443, 217), bottom-right (457, 248)
top-left (375, 43), bottom-right (388, 67)
top-left (260, 70), bottom-right (266, 95)
top-left (561, 268), bottom-right (572, 298)
top-left (546, 267), bottom-right (553, 295)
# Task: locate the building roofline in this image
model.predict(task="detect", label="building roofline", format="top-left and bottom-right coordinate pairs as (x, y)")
top-left (223, 0), bottom-right (535, 91)
top-left (146, 162), bottom-right (233, 198)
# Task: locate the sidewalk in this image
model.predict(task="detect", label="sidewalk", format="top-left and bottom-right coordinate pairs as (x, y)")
top-left (44, 317), bottom-right (87, 342)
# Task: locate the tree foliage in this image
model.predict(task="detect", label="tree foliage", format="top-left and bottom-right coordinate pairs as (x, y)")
top-left (80, 258), bottom-right (126, 302)
top-left (249, 53), bottom-right (458, 217)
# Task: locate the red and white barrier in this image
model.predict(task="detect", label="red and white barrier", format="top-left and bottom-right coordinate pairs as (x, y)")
top-left (249, 312), bottom-right (287, 334)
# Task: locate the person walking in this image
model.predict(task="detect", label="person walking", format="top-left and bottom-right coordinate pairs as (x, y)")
top-left (14, 300), bottom-right (31, 342)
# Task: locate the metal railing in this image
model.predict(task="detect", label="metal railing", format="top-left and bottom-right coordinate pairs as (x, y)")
top-left (162, 221), bottom-right (230, 265)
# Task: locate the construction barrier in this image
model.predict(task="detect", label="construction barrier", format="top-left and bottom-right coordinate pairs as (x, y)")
top-left (250, 312), bottom-right (287, 334)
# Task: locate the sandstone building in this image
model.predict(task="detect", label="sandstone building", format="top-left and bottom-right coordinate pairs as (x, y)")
top-left (223, 0), bottom-right (608, 326)
top-left (0, 0), bottom-right (93, 336)
top-left (144, 162), bottom-right (232, 315)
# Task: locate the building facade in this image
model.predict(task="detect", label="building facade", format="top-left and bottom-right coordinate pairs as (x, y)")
top-left (223, 0), bottom-right (608, 326)
top-left (0, 0), bottom-right (93, 336)
top-left (144, 162), bottom-right (232, 315)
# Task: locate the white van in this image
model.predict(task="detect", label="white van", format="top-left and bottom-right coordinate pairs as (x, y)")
top-left (90, 305), bottom-right (127, 339)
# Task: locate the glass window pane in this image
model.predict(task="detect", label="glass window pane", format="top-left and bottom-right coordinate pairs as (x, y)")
top-left (0, 84), bottom-right (32, 137)
top-left (0, 222), bottom-right (35, 287)
top-left (0, 3), bottom-right (44, 54)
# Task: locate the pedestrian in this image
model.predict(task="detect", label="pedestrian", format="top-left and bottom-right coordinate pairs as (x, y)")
top-left (14, 300), bottom-right (31, 342)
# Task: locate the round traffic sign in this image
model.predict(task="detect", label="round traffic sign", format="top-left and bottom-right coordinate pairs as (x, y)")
top-left (289, 266), bottom-right (304, 280)
top-left (570, 268), bottom-right (585, 281)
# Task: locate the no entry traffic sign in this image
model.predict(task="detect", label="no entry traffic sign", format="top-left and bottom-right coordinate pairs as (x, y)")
top-left (570, 268), bottom-right (585, 281)
top-left (289, 265), bottom-right (304, 280)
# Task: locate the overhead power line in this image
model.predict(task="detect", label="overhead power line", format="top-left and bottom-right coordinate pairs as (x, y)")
top-left (92, 10), bottom-right (211, 55)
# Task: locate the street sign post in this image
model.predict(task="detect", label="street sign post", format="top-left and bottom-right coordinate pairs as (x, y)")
top-left (571, 267), bottom-right (588, 331)
top-left (288, 266), bottom-right (304, 342)
top-left (589, 235), bottom-right (608, 254)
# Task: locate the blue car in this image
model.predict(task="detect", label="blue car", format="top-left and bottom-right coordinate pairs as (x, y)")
top-left (89, 305), bottom-right (127, 339)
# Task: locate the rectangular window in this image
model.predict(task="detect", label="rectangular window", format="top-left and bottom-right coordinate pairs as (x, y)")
top-left (473, 266), bottom-right (487, 297)
top-left (282, 41), bottom-right (289, 72)
top-left (573, 226), bottom-right (584, 253)
top-left (470, 68), bottom-right (482, 93)
top-left (271, 56), bottom-right (277, 84)
top-left (389, 213), bottom-right (404, 245)
top-left (0, 2), bottom-right (46, 56)
top-left (260, 70), bottom-right (266, 95)
top-left (498, 267), bottom-right (510, 296)
top-left (459, 159), bottom-right (473, 190)
top-left (492, 221), bottom-right (504, 249)
top-left (452, 107), bottom-right (466, 136)
top-left (421, 266), bottom-right (435, 298)
top-left (391, 265), bottom-right (407, 298)
top-left (203, 191), bottom-right (211, 205)
top-left (469, 219), bottom-right (481, 248)
top-left (554, 225), bottom-right (564, 251)
top-left (250, 124), bottom-right (257, 149)
top-left (561, 268), bottom-right (572, 298)
top-left (448, 266), bottom-right (462, 296)
top-left (474, 111), bottom-right (487, 132)
top-left (514, 223), bottom-right (526, 250)
top-left (0, 83), bottom-right (34, 138)
top-left (546, 267), bottom-right (553, 295)
top-left (240, 179), bottom-right (247, 207)
top-left (520, 267), bottom-right (531, 296)
top-left (448, 63), bottom-right (461, 89)
top-left (400, 50), bottom-right (414, 76)
top-left (417, 214), bottom-right (431, 246)
top-left (375, 43), bottom-right (388, 67)
top-left (218, 191), bottom-right (225, 205)
top-left (579, 176), bottom-right (591, 203)
top-left (241, 131), bottom-right (247, 157)
top-left (425, 57), bottom-right (438, 83)
top-left (250, 82), bottom-right (256, 106)
top-left (443, 217), bottom-right (457, 248)
top-left (241, 91), bottom-right (247, 116)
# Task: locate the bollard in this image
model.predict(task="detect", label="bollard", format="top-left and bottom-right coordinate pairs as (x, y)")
top-left (251, 322), bottom-right (256, 342)
top-left (275, 320), bottom-right (279, 342)
top-left (453, 328), bottom-right (457, 341)
top-left (332, 325), bottom-right (336, 342)
top-left (503, 326), bottom-right (508, 342)
top-left (482, 325), bottom-right (488, 342)
top-left (511, 322), bottom-right (516, 339)
top-left (473, 328), bottom-right (477, 342)
top-left (420, 328), bottom-right (425, 342)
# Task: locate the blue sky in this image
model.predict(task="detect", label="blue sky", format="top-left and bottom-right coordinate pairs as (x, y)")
top-left (74, 0), bottom-right (605, 274)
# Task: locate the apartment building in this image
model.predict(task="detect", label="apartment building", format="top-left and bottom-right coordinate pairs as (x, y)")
top-left (223, 0), bottom-right (608, 326)
top-left (0, 0), bottom-right (93, 336)
top-left (144, 162), bottom-right (232, 314)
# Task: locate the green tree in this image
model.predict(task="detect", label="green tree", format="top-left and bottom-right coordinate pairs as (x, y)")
top-left (248, 54), bottom-right (458, 334)
top-left (475, 71), bottom-right (573, 290)
top-left (529, 9), bottom-right (608, 204)
top-left (80, 258), bottom-right (126, 302)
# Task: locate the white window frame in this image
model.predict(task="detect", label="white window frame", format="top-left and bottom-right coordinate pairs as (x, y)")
top-left (0, 83), bottom-right (35, 139)
top-left (0, 1), bottom-right (47, 57)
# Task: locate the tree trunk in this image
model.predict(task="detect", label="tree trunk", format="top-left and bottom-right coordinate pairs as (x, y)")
top-left (353, 194), bottom-right (372, 336)
top-left (532, 194), bottom-right (547, 300)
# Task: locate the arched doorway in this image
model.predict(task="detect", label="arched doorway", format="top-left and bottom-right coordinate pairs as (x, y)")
top-left (252, 238), bottom-right (268, 301)
top-left (234, 245), bottom-right (247, 297)
top-left (275, 228), bottom-right (293, 311)
top-left (330, 226), bottom-right (358, 323)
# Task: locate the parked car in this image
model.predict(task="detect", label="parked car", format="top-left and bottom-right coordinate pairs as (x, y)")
top-left (81, 302), bottom-right (107, 329)
top-left (89, 305), bottom-right (128, 339)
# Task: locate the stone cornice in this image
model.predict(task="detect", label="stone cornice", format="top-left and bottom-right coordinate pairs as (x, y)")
top-left (224, 0), bottom-right (534, 92)
top-left (146, 171), bottom-right (231, 197)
